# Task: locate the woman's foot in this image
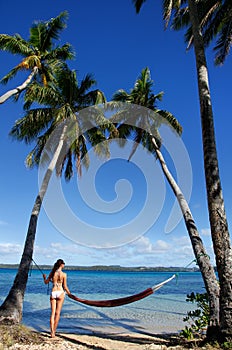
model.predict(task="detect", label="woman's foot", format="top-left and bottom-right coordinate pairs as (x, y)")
top-left (51, 331), bottom-right (55, 338)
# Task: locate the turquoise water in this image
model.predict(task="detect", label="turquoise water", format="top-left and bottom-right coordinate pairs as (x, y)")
top-left (0, 269), bottom-right (205, 335)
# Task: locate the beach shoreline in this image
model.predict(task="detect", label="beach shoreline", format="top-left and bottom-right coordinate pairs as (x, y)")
top-left (0, 324), bottom-right (213, 350)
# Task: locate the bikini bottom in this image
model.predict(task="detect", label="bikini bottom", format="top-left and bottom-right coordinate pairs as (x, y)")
top-left (50, 290), bottom-right (65, 299)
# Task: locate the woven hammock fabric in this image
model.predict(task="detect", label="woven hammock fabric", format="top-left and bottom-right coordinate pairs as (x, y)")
top-left (68, 274), bottom-right (176, 307)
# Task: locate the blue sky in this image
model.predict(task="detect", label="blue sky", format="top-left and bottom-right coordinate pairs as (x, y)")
top-left (0, 0), bottom-right (231, 267)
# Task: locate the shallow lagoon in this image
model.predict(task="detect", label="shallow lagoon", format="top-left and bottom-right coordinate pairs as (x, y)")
top-left (0, 269), bottom-right (204, 335)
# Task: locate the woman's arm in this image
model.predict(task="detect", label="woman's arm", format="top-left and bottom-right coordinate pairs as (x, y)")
top-left (62, 273), bottom-right (71, 295)
top-left (43, 273), bottom-right (51, 285)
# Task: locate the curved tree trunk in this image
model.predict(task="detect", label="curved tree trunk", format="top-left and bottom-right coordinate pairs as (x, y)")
top-left (151, 136), bottom-right (220, 336)
top-left (0, 124), bottom-right (67, 324)
top-left (187, 0), bottom-right (232, 342)
top-left (0, 67), bottom-right (38, 104)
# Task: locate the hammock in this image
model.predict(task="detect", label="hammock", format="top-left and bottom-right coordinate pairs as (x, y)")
top-left (68, 274), bottom-right (176, 307)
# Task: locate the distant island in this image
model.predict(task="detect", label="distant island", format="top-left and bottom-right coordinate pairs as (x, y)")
top-left (0, 264), bottom-right (200, 272)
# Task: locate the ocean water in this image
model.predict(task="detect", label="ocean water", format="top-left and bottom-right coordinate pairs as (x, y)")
top-left (0, 269), bottom-right (205, 336)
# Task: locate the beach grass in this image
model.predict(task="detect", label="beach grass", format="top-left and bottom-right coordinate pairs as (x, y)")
top-left (0, 324), bottom-right (44, 348)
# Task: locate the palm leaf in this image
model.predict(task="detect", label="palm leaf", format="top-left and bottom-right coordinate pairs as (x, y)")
top-left (10, 108), bottom-right (54, 143)
top-left (0, 34), bottom-right (32, 55)
top-left (46, 43), bottom-right (75, 61)
top-left (155, 109), bottom-right (182, 135)
top-left (214, 23), bottom-right (232, 64)
top-left (29, 11), bottom-right (68, 51)
top-left (0, 66), bottom-right (23, 84)
top-left (132, 0), bottom-right (147, 14)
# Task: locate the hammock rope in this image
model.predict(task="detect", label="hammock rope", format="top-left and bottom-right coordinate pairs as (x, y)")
top-left (68, 274), bottom-right (176, 307)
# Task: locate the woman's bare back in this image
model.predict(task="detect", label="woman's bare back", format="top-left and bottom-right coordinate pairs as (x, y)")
top-left (52, 270), bottom-right (65, 291)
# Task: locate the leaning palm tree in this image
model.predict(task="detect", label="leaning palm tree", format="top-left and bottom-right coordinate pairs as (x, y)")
top-left (111, 67), bottom-right (220, 335)
top-left (133, 0), bottom-right (232, 341)
top-left (0, 67), bottom-right (116, 323)
top-left (0, 11), bottom-right (74, 104)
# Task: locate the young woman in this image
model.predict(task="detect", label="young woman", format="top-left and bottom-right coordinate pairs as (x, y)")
top-left (43, 259), bottom-right (71, 338)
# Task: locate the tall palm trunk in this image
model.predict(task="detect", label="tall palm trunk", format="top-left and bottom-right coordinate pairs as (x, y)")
top-left (151, 136), bottom-right (220, 335)
top-left (0, 124), bottom-right (67, 324)
top-left (0, 67), bottom-right (38, 104)
top-left (187, 0), bottom-right (232, 341)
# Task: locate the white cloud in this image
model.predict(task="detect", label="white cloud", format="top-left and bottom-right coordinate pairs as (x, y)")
top-left (90, 236), bottom-right (188, 267)
top-left (131, 236), bottom-right (170, 254)
top-left (0, 243), bottom-right (22, 263)
top-left (2, 231), bottom-right (214, 267)
top-left (31, 237), bottom-right (174, 267)
top-left (172, 235), bottom-right (191, 246)
top-left (201, 228), bottom-right (211, 236)
top-left (0, 243), bottom-right (22, 254)
top-left (33, 242), bottom-right (87, 264)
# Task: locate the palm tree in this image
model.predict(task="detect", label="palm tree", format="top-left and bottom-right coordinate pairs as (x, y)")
top-left (132, 0), bottom-right (232, 341)
top-left (171, 0), bottom-right (232, 65)
top-left (0, 11), bottom-right (74, 104)
top-left (186, 1), bottom-right (232, 341)
top-left (0, 122), bottom-right (68, 324)
top-left (0, 67), bottom-right (116, 323)
top-left (111, 67), bottom-right (220, 335)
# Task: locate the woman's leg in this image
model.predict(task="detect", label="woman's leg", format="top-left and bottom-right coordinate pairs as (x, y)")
top-left (53, 294), bottom-right (65, 335)
top-left (50, 298), bottom-right (57, 337)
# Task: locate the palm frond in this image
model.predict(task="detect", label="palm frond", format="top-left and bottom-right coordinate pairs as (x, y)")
top-left (93, 90), bottom-right (107, 105)
top-left (163, 0), bottom-right (174, 28)
top-left (46, 43), bottom-right (75, 61)
top-left (78, 135), bottom-right (90, 170)
top-left (77, 89), bottom-right (103, 108)
top-left (112, 89), bottom-right (130, 102)
top-left (0, 34), bottom-right (32, 55)
top-left (64, 151), bottom-right (74, 180)
top-left (0, 65), bottom-right (22, 84)
top-left (110, 67), bottom-right (182, 160)
top-left (214, 22), bottom-right (232, 65)
top-left (54, 68), bottom-right (78, 104)
top-left (202, 0), bottom-right (232, 64)
top-left (78, 73), bottom-right (97, 95)
top-left (128, 127), bottom-right (143, 161)
top-left (171, 7), bottom-right (190, 31)
top-left (45, 11), bottom-right (69, 40)
top-left (10, 108), bottom-right (54, 143)
top-left (24, 83), bottom-right (62, 109)
top-left (55, 145), bottom-right (73, 179)
top-left (155, 109), bottom-right (182, 135)
top-left (25, 131), bottom-right (53, 167)
top-left (184, 1), bottom-right (221, 49)
top-left (30, 11), bottom-right (68, 51)
top-left (132, 0), bottom-right (147, 14)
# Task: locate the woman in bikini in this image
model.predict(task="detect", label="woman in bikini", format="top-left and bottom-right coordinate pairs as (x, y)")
top-left (43, 259), bottom-right (71, 338)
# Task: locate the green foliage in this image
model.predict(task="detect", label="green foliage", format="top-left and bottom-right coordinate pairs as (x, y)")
top-left (181, 291), bottom-right (209, 340)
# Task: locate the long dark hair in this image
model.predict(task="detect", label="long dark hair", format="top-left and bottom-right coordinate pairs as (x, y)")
top-left (50, 259), bottom-right (65, 280)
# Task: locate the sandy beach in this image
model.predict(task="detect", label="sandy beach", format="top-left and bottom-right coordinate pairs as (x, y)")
top-left (18, 332), bottom-right (177, 350)
top-left (0, 324), bottom-right (215, 350)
